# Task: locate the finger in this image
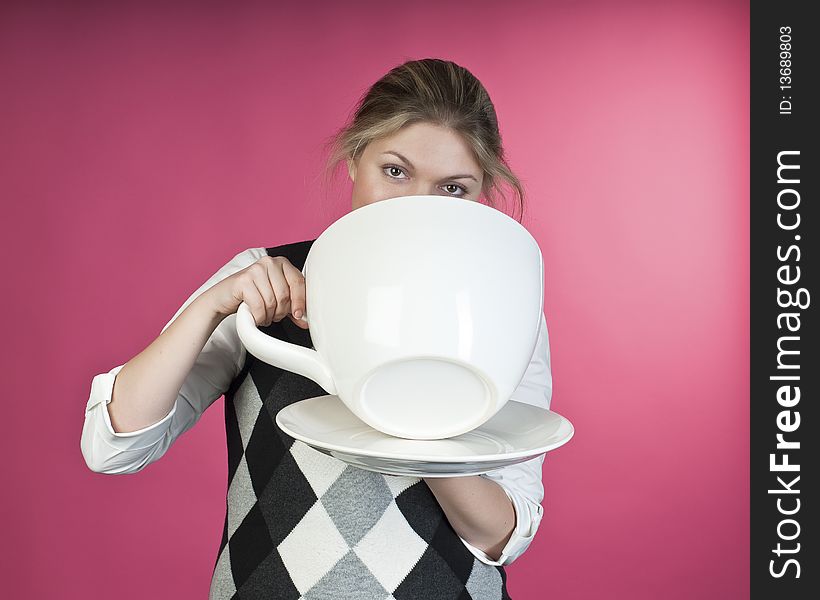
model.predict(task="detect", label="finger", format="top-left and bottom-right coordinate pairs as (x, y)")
top-left (251, 277), bottom-right (276, 326)
top-left (287, 313), bottom-right (310, 330)
top-left (265, 260), bottom-right (292, 322)
top-left (250, 265), bottom-right (277, 325)
top-left (242, 280), bottom-right (268, 327)
top-left (282, 260), bottom-right (307, 321)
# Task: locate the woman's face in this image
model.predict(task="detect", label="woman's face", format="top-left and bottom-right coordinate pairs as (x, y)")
top-left (347, 122), bottom-right (485, 211)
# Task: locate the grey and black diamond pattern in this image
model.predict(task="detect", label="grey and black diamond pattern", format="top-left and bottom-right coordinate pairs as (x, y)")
top-left (208, 365), bottom-right (511, 600)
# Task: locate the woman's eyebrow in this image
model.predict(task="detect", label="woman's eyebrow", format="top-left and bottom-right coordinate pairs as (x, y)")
top-left (382, 150), bottom-right (479, 182)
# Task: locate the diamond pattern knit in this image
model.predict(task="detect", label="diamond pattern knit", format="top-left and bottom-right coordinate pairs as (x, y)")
top-left (208, 240), bottom-right (512, 600)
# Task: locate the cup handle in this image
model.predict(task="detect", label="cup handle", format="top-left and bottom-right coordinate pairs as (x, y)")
top-left (235, 302), bottom-right (337, 395)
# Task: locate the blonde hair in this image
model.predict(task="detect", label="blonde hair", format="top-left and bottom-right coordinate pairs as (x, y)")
top-left (320, 58), bottom-right (526, 222)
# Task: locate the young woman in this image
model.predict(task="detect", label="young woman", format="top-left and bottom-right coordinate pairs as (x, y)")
top-left (81, 58), bottom-right (553, 600)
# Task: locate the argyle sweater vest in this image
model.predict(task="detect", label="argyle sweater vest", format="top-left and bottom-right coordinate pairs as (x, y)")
top-left (208, 239), bottom-right (512, 600)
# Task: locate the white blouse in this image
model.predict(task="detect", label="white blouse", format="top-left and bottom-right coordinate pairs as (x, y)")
top-left (80, 247), bottom-right (554, 567)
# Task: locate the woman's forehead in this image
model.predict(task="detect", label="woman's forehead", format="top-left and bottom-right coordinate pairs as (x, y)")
top-left (368, 125), bottom-right (481, 173)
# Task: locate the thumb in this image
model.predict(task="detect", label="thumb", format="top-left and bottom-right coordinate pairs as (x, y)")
top-left (288, 313), bottom-right (310, 329)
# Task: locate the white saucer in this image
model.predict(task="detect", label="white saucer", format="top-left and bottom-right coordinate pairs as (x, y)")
top-left (275, 395), bottom-right (574, 477)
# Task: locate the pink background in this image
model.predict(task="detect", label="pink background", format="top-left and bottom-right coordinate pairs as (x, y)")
top-left (0, 0), bottom-right (749, 598)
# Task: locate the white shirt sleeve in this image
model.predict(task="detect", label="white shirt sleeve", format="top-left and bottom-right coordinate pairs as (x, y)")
top-left (80, 247), bottom-right (269, 474)
top-left (458, 310), bottom-right (553, 566)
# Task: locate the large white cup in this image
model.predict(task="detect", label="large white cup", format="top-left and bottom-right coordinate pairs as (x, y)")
top-left (236, 194), bottom-right (544, 440)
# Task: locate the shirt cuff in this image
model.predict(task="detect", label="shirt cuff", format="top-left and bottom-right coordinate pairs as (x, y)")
top-left (457, 483), bottom-right (540, 566)
top-left (86, 366), bottom-right (177, 451)
top-left (460, 537), bottom-right (506, 566)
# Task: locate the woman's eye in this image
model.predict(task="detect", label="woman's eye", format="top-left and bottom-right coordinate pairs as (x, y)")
top-left (443, 184), bottom-right (467, 197)
top-left (383, 165), bottom-right (407, 179)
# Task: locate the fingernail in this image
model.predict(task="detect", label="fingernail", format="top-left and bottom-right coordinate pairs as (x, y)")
top-left (293, 309), bottom-right (302, 319)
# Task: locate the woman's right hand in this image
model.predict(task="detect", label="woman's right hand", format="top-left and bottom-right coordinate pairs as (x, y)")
top-left (202, 255), bottom-right (309, 329)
